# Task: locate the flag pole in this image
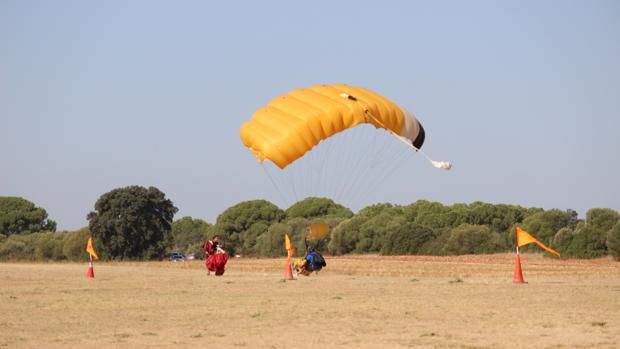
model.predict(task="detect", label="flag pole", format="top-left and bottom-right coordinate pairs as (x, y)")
top-left (87, 241), bottom-right (95, 278)
top-left (284, 233), bottom-right (295, 281)
top-left (515, 227), bottom-right (519, 255)
top-left (513, 228), bottom-right (525, 283)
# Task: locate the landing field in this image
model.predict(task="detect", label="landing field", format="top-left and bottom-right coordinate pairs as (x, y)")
top-left (1, 254), bottom-right (619, 348)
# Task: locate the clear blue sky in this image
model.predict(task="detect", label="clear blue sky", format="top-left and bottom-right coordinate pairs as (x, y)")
top-left (1, 1), bottom-right (619, 230)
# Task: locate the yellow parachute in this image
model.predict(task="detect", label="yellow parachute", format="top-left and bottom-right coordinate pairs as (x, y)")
top-left (240, 84), bottom-right (428, 169)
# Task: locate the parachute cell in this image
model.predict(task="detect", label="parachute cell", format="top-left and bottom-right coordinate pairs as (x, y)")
top-left (240, 84), bottom-right (426, 169)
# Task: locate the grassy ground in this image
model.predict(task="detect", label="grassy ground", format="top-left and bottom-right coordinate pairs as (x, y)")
top-left (1, 254), bottom-right (619, 348)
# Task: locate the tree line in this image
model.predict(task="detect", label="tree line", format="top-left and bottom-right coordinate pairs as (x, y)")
top-left (1, 186), bottom-right (620, 261)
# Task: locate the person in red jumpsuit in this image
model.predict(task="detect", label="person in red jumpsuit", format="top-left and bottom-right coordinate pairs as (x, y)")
top-left (201, 235), bottom-right (228, 276)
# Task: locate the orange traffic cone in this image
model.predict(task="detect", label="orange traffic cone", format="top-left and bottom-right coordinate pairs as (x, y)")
top-left (87, 260), bottom-right (95, 279)
top-left (513, 254), bottom-right (525, 283)
top-left (284, 259), bottom-right (295, 281)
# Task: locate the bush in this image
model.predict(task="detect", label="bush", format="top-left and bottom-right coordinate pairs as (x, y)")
top-left (586, 208), bottom-right (620, 232)
top-left (34, 232), bottom-right (65, 261)
top-left (255, 223), bottom-right (289, 258)
top-left (562, 224), bottom-right (608, 258)
top-left (328, 216), bottom-right (365, 255)
top-left (0, 236), bottom-right (28, 260)
top-left (381, 223), bottom-right (434, 255)
top-left (185, 242), bottom-right (206, 259)
top-left (238, 222), bottom-right (269, 256)
top-left (0, 230), bottom-right (92, 261)
top-left (403, 200), bottom-right (455, 229)
top-left (0, 234), bottom-right (36, 260)
top-left (170, 217), bottom-right (211, 254)
top-left (443, 224), bottom-right (504, 255)
top-left (357, 203), bottom-right (401, 218)
top-left (607, 222), bottom-right (620, 261)
top-left (356, 212), bottom-right (406, 254)
top-left (521, 209), bottom-right (580, 246)
top-left (307, 216), bottom-right (345, 254)
top-left (549, 227), bottom-right (573, 254)
top-left (419, 229), bottom-right (451, 256)
top-left (254, 216), bottom-right (338, 257)
top-left (559, 208), bottom-right (619, 259)
top-left (62, 228), bottom-right (91, 261)
top-left (214, 199), bottom-right (284, 255)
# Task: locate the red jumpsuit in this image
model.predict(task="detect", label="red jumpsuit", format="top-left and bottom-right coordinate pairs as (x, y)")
top-left (201, 241), bottom-right (228, 276)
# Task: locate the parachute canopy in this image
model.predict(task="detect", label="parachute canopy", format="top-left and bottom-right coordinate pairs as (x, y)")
top-left (240, 84), bottom-right (426, 169)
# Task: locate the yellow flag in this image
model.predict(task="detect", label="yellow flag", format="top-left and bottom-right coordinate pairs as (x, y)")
top-left (284, 233), bottom-right (294, 259)
top-left (516, 227), bottom-right (560, 257)
top-left (86, 236), bottom-right (99, 260)
top-left (306, 224), bottom-right (330, 239)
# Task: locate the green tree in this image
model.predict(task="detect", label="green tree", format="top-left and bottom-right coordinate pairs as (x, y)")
top-left (0, 197), bottom-right (57, 235)
top-left (443, 224), bottom-right (504, 255)
top-left (213, 200), bottom-right (284, 256)
top-left (170, 217), bottom-right (211, 255)
top-left (285, 197), bottom-right (353, 219)
top-left (87, 186), bottom-right (178, 260)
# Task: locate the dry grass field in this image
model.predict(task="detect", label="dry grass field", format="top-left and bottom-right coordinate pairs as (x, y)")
top-left (1, 254), bottom-right (619, 349)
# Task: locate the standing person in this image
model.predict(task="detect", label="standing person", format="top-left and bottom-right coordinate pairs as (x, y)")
top-left (201, 235), bottom-right (224, 256)
top-left (201, 236), bottom-right (216, 275)
top-left (202, 235), bottom-right (228, 276)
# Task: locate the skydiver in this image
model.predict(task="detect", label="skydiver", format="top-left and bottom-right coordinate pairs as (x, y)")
top-left (299, 246), bottom-right (326, 275)
top-left (201, 235), bottom-right (226, 275)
